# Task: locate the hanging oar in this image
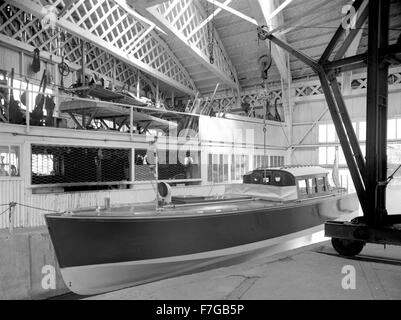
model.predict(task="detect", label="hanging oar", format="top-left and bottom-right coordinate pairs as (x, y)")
top-left (31, 48), bottom-right (40, 73)
top-left (58, 32), bottom-right (70, 90)
top-left (20, 76), bottom-right (29, 107)
top-left (31, 70), bottom-right (46, 126)
top-left (8, 68), bottom-right (24, 124)
top-left (274, 97), bottom-right (282, 122)
top-left (47, 30), bottom-right (54, 84)
top-left (44, 94), bottom-right (55, 127)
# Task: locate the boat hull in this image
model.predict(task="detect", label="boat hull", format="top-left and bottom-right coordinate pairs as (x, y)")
top-left (59, 226), bottom-right (325, 295)
top-left (46, 193), bottom-right (358, 295)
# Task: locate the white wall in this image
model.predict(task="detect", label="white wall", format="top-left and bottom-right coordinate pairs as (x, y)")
top-left (199, 115), bottom-right (288, 148)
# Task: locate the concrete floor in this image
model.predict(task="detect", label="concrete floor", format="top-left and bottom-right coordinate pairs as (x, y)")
top-left (85, 241), bottom-right (401, 300)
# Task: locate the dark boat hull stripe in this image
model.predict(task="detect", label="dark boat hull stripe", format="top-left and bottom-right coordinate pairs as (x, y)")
top-left (59, 225), bottom-right (325, 295)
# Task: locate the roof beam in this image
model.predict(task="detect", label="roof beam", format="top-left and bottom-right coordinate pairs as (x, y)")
top-left (130, 0), bottom-right (168, 7)
top-left (204, 0), bottom-right (258, 26)
top-left (186, 0), bottom-right (232, 41)
top-left (320, 0), bottom-right (366, 63)
top-left (114, 0), bottom-right (166, 34)
top-left (7, 0), bottom-right (196, 95)
top-left (270, 0), bottom-right (344, 37)
top-left (145, 0), bottom-right (239, 89)
top-left (339, 0), bottom-right (368, 94)
top-left (249, 0), bottom-right (291, 84)
top-left (333, 0), bottom-right (368, 61)
top-left (264, 0), bottom-right (294, 23)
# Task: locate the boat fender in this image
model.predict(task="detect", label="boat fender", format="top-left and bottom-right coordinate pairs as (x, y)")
top-left (32, 48), bottom-right (41, 73)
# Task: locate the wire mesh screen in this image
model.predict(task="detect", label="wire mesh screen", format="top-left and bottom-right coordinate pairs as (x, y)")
top-left (134, 148), bottom-right (201, 181)
top-left (134, 149), bottom-right (155, 181)
top-left (31, 145), bottom-right (131, 185)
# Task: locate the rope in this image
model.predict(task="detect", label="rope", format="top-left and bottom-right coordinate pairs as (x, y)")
top-left (0, 207), bottom-right (9, 216)
top-left (0, 202), bottom-right (61, 233)
top-left (0, 202), bottom-right (61, 214)
top-left (206, 0), bottom-right (215, 64)
top-left (276, 119), bottom-right (300, 166)
top-left (16, 202), bottom-right (61, 213)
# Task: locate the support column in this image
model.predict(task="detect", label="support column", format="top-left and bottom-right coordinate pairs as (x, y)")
top-left (318, 69), bottom-right (367, 214)
top-left (136, 71), bottom-right (141, 98)
top-left (156, 80), bottom-right (159, 107)
top-left (365, 0), bottom-right (389, 226)
top-left (329, 75), bottom-right (366, 183)
top-left (377, 0), bottom-right (390, 225)
top-left (112, 58), bottom-right (116, 91)
top-left (81, 40), bottom-right (86, 86)
top-left (281, 62), bottom-right (294, 165)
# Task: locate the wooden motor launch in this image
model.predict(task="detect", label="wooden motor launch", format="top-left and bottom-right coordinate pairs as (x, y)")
top-left (45, 166), bottom-right (358, 295)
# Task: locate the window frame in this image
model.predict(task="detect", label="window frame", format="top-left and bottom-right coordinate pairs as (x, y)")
top-left (297, 179), bottom-right (308, 197)
top-left (231, 153), bottom-right (249, 182)
top-left (297, 174), bottom-right (329, 198)
top-left (253, 154), bottom-right (269, 169)
top-left (317, 176), bottom-right (327, 193)
top-left (308, 178), bottom-right (318, 194)
top-left (318, 122), bottom-right (356, 166)
top-left (0, 144), bottom-right (22, 180)
top-left (208, 153), bottom-right (229, 184)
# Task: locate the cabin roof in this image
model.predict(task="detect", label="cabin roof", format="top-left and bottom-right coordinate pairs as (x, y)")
top-left (255, 166), bottom-right (329, 178)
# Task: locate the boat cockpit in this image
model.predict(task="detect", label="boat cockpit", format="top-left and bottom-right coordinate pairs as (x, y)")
top-left (169, 166), bottom-right (341, 206)
top-left (242, 166), bottom-right (339, 200)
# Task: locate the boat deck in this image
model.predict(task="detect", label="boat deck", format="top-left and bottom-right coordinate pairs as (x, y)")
top-left (72, 197), bottom-right (283, 218)
top-left (65, 193), bottom-right (342, 218)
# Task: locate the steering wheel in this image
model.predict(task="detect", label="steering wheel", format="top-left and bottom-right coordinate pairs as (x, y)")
top-left (58, 62), bottom-right (70, 76)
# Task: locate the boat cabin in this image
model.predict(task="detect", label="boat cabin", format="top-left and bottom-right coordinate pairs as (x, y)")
top-left (242, 166), bottom-right (331, 200)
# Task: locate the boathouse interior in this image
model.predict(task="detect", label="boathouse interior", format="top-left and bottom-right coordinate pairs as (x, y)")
top-left (0, 0), bottom-right (401, 300)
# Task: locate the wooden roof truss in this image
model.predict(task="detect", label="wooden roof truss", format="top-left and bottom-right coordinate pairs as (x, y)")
top-left (5, 0), bottom-right (197, 95)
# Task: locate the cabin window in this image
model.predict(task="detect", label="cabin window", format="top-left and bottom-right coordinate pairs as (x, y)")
top-left (274, 172), bottom-right (294, 186)
top-left (274, 174), bottom-right (281, 183)
top-left (243, 170), bottom-right (295, 186)
top-left (0, 145), bottom-right (20, 177)
top-left (317, 177), bottom-right (326, 192)
top-left (308, 178), bottom-right (318, 194)
top-left (298, 179), bottom-right (308, 196)
top-left (263, 174), bottom-right (271, 184)
top-left (243, 170), bottom-right (265, 184)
